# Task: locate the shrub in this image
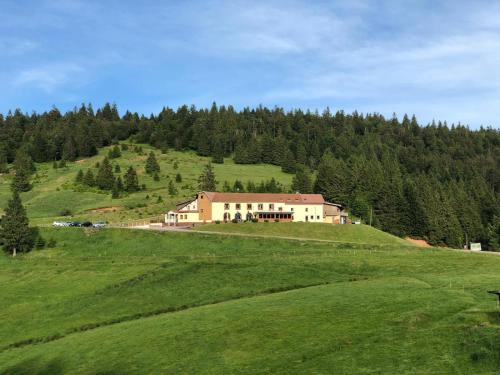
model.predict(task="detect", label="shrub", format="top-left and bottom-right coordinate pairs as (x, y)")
top-left (47, 238), bottom-right (57, 248)
top-left (59, 208), bottom-right (72, 216)
top-left (35, 235), bottom-right (46, 249)
top-left (264, 219), bottom-right (269, 223)
top-left (231, 219), bottom-right (238, 223)
top-left (251, 218), bottom-right (259, 223)
top-left (274, 219), bottom-right (280, 222)
top-left (215, 220), bottom-right (221, 224)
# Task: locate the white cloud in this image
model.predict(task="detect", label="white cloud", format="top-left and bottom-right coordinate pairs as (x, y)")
top-left (13, 63), bottom-right (84, 93)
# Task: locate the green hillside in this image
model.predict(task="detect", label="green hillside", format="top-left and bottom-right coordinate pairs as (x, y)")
top-left (0, 144), bottom-right (292, 225)
top-left (1, 228), bottom-right (500, 373)
top-left (198, 222), bottom-right (412, 246)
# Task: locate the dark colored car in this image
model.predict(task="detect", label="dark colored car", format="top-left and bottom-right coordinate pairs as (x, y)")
top-left (69, 222), bottom-right (81, 227)
top-left (81, 221), bottom-right (93, 227)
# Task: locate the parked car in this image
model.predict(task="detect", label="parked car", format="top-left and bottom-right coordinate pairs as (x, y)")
top-left (93, 221), bottom-right (107, 228)
top-left (69, 221), bottom-right (81, 227)
top-left (52, 221), bottom-right (65, 227)
top-left (81, 221), bottom-right (93, 227)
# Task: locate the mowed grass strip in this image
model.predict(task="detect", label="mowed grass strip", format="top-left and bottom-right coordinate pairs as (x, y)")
top-left (1, 228), bottom-right (500, 373)
top-left (198, 222), bottom-right (413, 246)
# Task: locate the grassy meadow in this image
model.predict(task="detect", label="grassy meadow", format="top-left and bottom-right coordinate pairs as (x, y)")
top-left (1, 226), bottom-right (500, 373)
top-left (0, 144), bottom-right (293, 225)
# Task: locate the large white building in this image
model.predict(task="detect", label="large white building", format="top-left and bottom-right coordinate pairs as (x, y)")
top-left (166, 192), bottom-right (348, 226)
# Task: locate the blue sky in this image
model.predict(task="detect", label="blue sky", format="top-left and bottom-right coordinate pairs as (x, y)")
top-left (1, 0), bottom-right (499, 128)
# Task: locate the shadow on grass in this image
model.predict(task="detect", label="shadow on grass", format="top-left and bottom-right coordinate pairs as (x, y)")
top-left (2, 358), bottom-right (64, 375)
top-left (2, 357), bottom-right (126, 375)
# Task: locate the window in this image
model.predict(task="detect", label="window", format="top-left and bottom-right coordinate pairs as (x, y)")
top-left (278, 207), bottom-right (283, 211)
top-left (258, 204), bottom-right (263, 210)
top-left (317, 216), bottom-right (320, 220)
top-left (247, 203), bottom-right (252, 210)
top-left (269, 204), bottom-right (274, 210)
top-left (236, 203), bottom-right (241, 210)
top-left (305, 207), bottom-right (309, 212)
top-left (291, 208), bottom-right (294, 212)
top-left (310, 215), bottom-right (313, 219)
top-left (224, 203), bottom-right (230, 210)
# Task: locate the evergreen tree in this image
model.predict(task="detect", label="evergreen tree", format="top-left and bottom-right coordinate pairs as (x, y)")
top-left (153, 173), bottom-right (160, 181)
top-left (75, 169), bottom-right (84, 184)
top-left (281, 148), bottom-right (296, 173)
top-left (314, 151), bottom-right (349, 204)
top-left (108, 145), bottom-right (121, 159)
top-left (124, 166), bottom-right (140, 192)
top-left (11, 168), bottom-right (31, 192)
top-left (0, 191), bottom-right (34, 257)
top-left (175, 173), bottom-right (182, 183)
top-left (198, 163), bottom-right (217, 191)
top-left (114, 164), bottom-right (121, 173)
top-left (168, 180), bottom-right (178, 196)
top-left (115, 176), bottom-right (124, 192)
top-left (291, 164), bottom-right (313, 193)
top-left (145, 151), bottom-right (160, 175)
top-left (83, 169), bottom-right (95, 187)
top-left (96, 157), bottom-right (115, 190)
top-left (233, 180), bottom-right (244, 192)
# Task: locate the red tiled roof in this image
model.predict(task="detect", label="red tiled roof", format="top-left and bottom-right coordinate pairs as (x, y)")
top-left (200, 192), bottom-right (325, 204)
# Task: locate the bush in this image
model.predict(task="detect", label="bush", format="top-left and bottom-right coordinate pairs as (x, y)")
top-left (251, 218), bottom-right (259, 223)
top-left (231, 219), bottom-right (238, 223)
top-left (35, 235), bottom-right (46, 249)
top-left (215, 220), bottom-right (221, 224)
top-left (59, 208), bottom-right (72, 216)
top-left (264, 219), bottom-right (269, 223)
top-left (47, 238), bottom-right (57, 248)
top-left (274, 219), bottom-right (280, 222)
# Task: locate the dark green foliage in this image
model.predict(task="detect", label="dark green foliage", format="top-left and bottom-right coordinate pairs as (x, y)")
top-left (59, 208), bottom-right (72, 216)
top-left (120, 143), bottom-right (129, 151)
top-left (114, 164), bottom-right (121, 173)
top-left (0, 191), bottom-right (34, 256)
top-left (153, 173), bottom-right (160, 181)
top-left (124, 166), bottom-right (140, 192)
top-left (145, 151), bottom-right (160, 175)
top-left (198, 163), bottom-right (217, 191)
top-left (223, 180), bottom-right (231, 192)
top-left (53, 161), bottom-right (58, 169)
top-left (157, 195), bottom-right (163, 203)
top-left (175, 173), bottom-right (182, 183)
top-left (11, 168), bottom-right (31, 192)
top-left (314, 151), bottom-right (349, 205)
top-left (58, 159), bottom-right (66, 168)
top-left (108, 145), bottom-right (121, 159)
top-left (83, 169), bottom-right (95, 187)
top-left (281, 148), bottom-right (296, 173)
top-left (0, 103), bottom-right (498, 248)
top-left (168, 180), bottom-right (178, 196)
top-left (96, 157), bottom-right (115, 190)
top-left (35, 234), bottom-right (46, 249)
top-left (233, 180), bottom-right (244, 192)
top-left (291, 164), bottom-right (313, 194)
top-left (173, 161), bottom-right (179, 169)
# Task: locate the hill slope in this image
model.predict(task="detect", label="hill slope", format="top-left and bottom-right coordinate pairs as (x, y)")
top-left (0, 144), bottom-right (292, 225)
top-left (1, 227), bottom-right (499, 373)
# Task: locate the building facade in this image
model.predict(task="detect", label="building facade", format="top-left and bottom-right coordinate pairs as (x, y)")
top-left (165, 192), bottom-right (348, 226)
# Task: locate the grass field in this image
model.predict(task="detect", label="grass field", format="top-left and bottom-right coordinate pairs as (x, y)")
top-left (198, 222), bottom-right (412, 246)
top-left (1, 226), bottom-right (500, 374)
top-left (0, 144), bottom-right (293, 225)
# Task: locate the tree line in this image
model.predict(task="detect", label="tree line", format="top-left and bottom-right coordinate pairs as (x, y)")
top-left (0, 103), bottom-right (498, 249)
